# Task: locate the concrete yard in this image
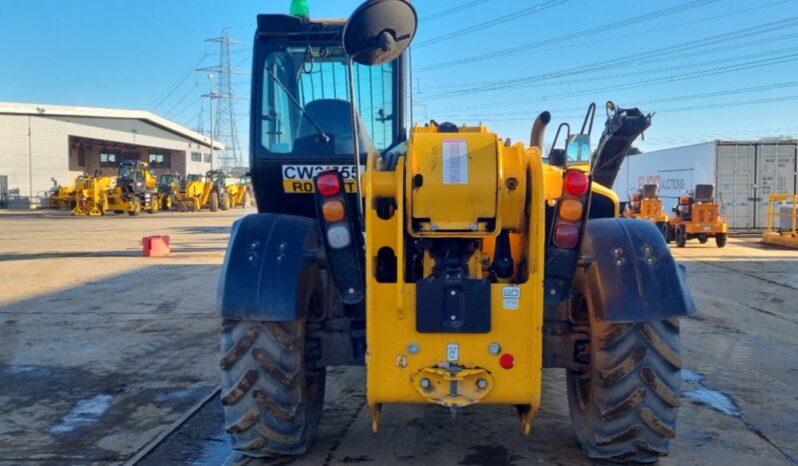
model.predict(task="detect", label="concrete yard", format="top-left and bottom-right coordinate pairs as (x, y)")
top-left (1, 210), bottom-right (797, 466)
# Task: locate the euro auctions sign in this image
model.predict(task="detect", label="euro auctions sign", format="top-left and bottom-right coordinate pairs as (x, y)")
top-left (281, 164), bottom-right (361, 194)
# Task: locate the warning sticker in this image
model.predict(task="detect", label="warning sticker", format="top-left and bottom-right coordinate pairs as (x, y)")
top-left (442, 139), bottom-right (468, 184)
top-left (502, 285), bottom-right (521, 310)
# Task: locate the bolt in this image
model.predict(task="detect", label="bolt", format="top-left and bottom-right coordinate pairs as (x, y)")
top-left (247, 253), bottom-right (257, 263)
top-left (488, 342), bottom-right (501, 355)
top-left (276, 255), bottom-right (283, 262)
top-left (431, 223), bottom-right (439, 231)
top-left (612, 247), bottom-right (623, 256)
top-left (407, 342), bottom-right (420, 354)
top-left (549, 288), bottom-right (557, 295)
top-left (348, 288), bottom-right (356, 294)
top-left (477, 378), bottom-right (488, 389)
top-left (642, 244), bottom-right (653, 254)
top-left (450, 315), bottom-right (457, 320)
top-left (450, 290), bottom-right (457, 296)
top-left (615, 259), bottom-right (624, 266)
top-left (250, 241), bottom-right (260, 250)
top-left (278, 242), bottom-right (287, 251)
top-left (470, 223), bottom-right (478, 231)
top-left (647, 256), bottom-right (656, 264)
top-left (420, 378), bottom-right (431, 389)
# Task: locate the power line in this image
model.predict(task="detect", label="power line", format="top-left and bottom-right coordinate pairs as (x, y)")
top-left (422, 16), bottom-right (798, 101)
top-left (151, 53), bottom-right (207, 111)
top-left (416, 0), bottom-right (724, 72)
top-left (420, 0), bottom-right (492, 22)
top-left (413, 0), bottom-right (572, 49)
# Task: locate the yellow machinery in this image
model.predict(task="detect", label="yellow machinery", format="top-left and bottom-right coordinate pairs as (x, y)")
top-left (157, 172), bottom-right (183, 211)
top-left (105, 161), bottom-right (159, 216)
top-left (623, 184), bottom-right (669, 237)
top-left (217, 2), bottom-right (695, 463)
top-left (71, 175), bottom-right (116, 216)
top-left (175, 174), bottom-right (204, 211)
top-left (762, 193), bottom-right (798, 248)
top-left (667, 184), bottom-right (728, 247)
top-left (225, 175), bottom-right (253, 208)
top-left (48, 177), bottom-right (78, 210)
top-left (176, 170), bottom-right (228, 212)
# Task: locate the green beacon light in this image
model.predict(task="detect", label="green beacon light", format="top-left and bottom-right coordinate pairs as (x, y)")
top-left (290, 0), bottom-right (310, 18)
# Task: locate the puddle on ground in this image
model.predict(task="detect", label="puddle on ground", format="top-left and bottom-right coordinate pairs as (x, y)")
top-left (681, 368), bottom-right (740, 417)
top-left (190, 438), bottom-right (238, 466)
top-left (48, 394), bottom-right (113, 433)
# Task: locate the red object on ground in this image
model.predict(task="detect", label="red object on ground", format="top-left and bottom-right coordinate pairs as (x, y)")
top-left (142, 235), bottom-right (170, 257)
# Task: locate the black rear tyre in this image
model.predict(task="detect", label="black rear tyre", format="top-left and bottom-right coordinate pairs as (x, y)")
top-left (210, 192), bottom-right (219, 212)
top-left (220, 192), bottom-right (230, 211)
top-left (220, 272), bottom-right (325, 457)
top-left (567, 273), bottom-right (682, 463)
top-left (697, 234), bottom-right (708, 244)
top-left (675, 226), bottom-right (686, 248)
top-left (716, 233), bottom-right (727, 248)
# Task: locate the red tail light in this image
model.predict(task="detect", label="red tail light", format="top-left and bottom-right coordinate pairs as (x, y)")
top-left (554, 223), bottom-right (580, 249)
top-left (564, 170), bottom-right (589, 197)
top-left (317, 173), bottom-right (341, 196)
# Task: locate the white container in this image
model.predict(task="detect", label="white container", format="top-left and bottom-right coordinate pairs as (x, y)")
top-left (614, 140), bottom-right (798, 230)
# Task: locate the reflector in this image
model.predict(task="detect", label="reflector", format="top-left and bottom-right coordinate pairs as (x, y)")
top-left (554, 223), bottom-right (579, 249)
top-left (317, 172), bottom-right (341, 196)
top-left (564, 171), bottom-right (589, 197)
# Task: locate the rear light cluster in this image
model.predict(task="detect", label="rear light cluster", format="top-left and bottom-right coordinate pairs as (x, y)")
top-left (316, 172), bottom-right (352, 250)
top-left (553, 170), bottom-right (590, 249)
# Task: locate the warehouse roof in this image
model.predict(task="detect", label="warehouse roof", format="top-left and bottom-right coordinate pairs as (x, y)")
top-left (0, 102), bottom-right (224, 150)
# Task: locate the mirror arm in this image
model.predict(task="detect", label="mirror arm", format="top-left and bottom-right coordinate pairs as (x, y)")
top-left (347, 58), bottom-right (366, 228)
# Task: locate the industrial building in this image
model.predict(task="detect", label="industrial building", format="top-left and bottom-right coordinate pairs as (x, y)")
top-left (614, 140), bottom-right (798, 231)
top-left (0, 102), bottom-right (224, 208)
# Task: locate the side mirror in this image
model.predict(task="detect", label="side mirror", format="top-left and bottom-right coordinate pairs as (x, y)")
top-left (566, 134), bottom-right (591, 162)
top-left (343, 0), bottom-right (417, 66)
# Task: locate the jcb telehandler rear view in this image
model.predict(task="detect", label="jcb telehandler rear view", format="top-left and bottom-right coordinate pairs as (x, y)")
top-left (218, 1), bottom-right (695, 463)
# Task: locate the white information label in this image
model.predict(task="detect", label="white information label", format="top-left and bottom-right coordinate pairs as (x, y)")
top-left (502, 285), bottom-right (521, 310)
top-left (442, 139), bottom-right (468, 184)
top-left (447, 343), bottom-right (460, 362)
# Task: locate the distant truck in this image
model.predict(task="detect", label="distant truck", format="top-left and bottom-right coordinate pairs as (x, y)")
top-left (613, 140), bottom-right (798, 231)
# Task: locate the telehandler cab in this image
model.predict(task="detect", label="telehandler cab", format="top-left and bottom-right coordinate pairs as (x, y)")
top-left (218, 1), bottom-right (695, 463)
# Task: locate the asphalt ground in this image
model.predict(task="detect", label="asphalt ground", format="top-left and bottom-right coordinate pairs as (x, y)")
top-left (1, 209), bottom-right (796, 466)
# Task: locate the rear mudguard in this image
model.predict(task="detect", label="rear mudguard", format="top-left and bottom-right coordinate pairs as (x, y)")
top-left (581, 217), bottom-right (696, 322)
top-left (218, 213), bottom-right (319, 321)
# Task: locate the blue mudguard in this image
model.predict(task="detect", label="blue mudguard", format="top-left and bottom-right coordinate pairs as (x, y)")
top-left (581, 217), bottom-right (696, 322)
top-left (218, 213), bottom-right (320, 321)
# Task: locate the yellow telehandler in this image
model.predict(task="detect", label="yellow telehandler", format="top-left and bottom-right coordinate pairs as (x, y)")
top-left (71, 174), bottom-right (116, 216)
top-left (105, 161), bottom-right (159, 216)
top-left (217, 2), bottom-right (695, 463)
top-left (157, 172), bottom-right (183, 211)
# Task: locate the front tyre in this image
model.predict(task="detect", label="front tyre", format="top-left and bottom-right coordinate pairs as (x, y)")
top-left (567, 273), bottom-right (682, 463)
top-left (715, 233), bottom-right (727, 248)
top-left (219, 273), bottom-right (325, 457)
top-left (675, 225), bottom-right (686, 248)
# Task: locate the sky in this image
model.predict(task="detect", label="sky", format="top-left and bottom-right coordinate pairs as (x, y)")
top-left (2, 0), bottom-right (798, 157)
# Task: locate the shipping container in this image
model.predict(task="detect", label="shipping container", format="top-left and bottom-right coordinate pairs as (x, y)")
top-left (614, 140), bottom-right (798, 231)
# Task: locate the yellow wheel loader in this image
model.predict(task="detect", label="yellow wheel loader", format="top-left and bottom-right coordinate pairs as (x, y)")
top-left (217, 2), bottom-right (695, 463)
top-left (105, 161), bottom-right (159, 216)
top-left (157, 172), bottom-right (183, 211)
top-left (175, 174), bottom-right (204, 212)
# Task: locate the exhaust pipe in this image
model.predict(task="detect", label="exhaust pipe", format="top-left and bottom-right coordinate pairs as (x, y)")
top-left (529, 111), bottom-right (551, 149)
